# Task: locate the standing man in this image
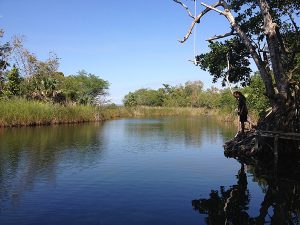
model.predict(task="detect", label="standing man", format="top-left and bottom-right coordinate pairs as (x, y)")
top-left (233, 91), bottom-right (248, 134)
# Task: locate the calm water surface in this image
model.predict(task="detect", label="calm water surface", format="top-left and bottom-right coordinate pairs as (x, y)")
top-left (0, 117), bottom-right (299, 225)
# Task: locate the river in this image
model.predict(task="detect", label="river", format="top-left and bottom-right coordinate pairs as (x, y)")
top-left (0, 117), bottom-right (299, 224)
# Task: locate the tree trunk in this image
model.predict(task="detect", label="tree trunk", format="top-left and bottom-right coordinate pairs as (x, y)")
top-left (255, 0), bottom-right (299, 132)
top-left (257, 0), bottom-right (288, 106)
top-left (224, 9), bottom-right (276, 102)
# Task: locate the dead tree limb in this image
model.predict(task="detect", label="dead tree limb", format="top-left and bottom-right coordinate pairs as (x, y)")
top-left (206, 29), bottom-right (235, 42)
top-left (175, 1), bottom-right (223, 43)
top-left (173, 0), bottom-right (195, 19)
top-left (201, 2), bottom-right (225, 15)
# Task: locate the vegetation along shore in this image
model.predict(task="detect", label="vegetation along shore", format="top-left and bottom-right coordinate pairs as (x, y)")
top-left (0, 31), bottom-right (264, 128)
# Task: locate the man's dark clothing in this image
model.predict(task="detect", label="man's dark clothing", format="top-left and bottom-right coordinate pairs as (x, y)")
top-left (238, 94), bottom-right (248, 123)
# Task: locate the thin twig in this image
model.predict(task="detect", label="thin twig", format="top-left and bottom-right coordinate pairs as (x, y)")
top-left (178, 1), bottom-right (223, 43)
top-left (173, 0), bottom-right (195, 19)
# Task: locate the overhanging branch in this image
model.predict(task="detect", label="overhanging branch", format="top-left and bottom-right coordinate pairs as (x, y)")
top-left (173, 0), bottom-right (195, 19)
top-left (177, 1), bottom-right (223, 43)
top-left (201, 2), bottom-right (225, 15)
top-left (206, 29), bottom-right (235, 42)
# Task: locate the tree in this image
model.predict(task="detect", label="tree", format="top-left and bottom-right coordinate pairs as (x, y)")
top-left (0, 29), bottom-right (12, 94)
top-left (185, 80), bottom-right (204, 106)
top-left (243, 72), bottom-right (270, 116)
top-left (174, 0), bottom-right (300, 132)
top-left (58, 70), bottom-right (109, 105)
top-left (10, 36), bottom-right (60, 78)
top-left (3, 65), bottom-right (23, 97)
top-left (123, 92), bottom-right (138, 107)
top-left (123, 88), bottom-right (164, 107)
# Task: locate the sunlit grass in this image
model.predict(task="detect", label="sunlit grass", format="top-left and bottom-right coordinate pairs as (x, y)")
top-left (126, 106), bottom-right (258, 125)
top-left (0, 100), bottom-right (257, 127)
top-left (0, 99), bottom-right (129, 127)
top-left (126, 106), bottom-right (219, 117)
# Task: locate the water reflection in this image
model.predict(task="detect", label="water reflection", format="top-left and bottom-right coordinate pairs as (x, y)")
top-left (0, 117), bottom-right (250, 224)
top-left (124, 116), bottom-right (235, 148)
top-left (192, 162), bottom-right (300, 224)
top-left (0, 123), bottom-right (104, 211)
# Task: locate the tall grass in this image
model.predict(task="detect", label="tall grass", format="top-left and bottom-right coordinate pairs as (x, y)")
top-left (0, 99), bottom-right (129, 127)
top-left (126, 106), bottom-right (258, 125)
top-left (0, 100), bottom-right (256, 128)
top-left (126, 106), bottom-right (220, 117)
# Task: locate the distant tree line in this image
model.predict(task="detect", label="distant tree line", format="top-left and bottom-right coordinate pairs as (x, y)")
top-left (123, 74), bottom-right (269, 116)
top-left (0, 31), bottom-right (109, 105)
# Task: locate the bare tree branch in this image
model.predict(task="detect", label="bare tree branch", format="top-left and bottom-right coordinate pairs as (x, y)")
top-left (206, 29), bottom-right (235, 42)
top-left (173, 0), bottom-right (195, 19)
top-left (201, 2), bottom-right (225, 15)
top-left (177, 1), bottom-right (222, 43)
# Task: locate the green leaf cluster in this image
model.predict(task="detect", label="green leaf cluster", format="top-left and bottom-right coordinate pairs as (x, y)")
top-left (57, 70), bottom-right (109, 105)
top-left (0, 31), bottom-right (109, 105)
top-left (123, 75), bottom-right (270, 116)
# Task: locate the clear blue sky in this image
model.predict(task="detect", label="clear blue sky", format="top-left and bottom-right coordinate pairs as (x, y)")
top-left (1, 0), bottom-right (230, 104)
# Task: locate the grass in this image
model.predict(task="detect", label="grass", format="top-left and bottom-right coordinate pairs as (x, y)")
top-left (0, 98), bottom-right (130, 127)
top-left (126, 106), bottom-right (220, 117)
top-left (0, 100), bottom-right (257, 128)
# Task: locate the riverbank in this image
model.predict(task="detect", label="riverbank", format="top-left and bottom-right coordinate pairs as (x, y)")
top-left (0, 100), bottom-right (258, 128)
top-left (127, 106), bottom-right (219, 117)
top-left (127, 106), bottom-right (258, 125)
top-left (0, 99), bottom-right (129, 127)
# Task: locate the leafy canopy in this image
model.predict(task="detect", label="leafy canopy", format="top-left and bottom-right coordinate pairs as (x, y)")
top-left (195, 0), bottom-right (299, 87)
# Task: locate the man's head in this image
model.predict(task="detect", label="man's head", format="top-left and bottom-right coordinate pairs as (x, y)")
top-left (233, 91), bottom-right (242, 99)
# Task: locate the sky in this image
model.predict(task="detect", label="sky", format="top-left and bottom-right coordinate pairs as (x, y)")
top-left (0, 0), bottom-right (231, 104)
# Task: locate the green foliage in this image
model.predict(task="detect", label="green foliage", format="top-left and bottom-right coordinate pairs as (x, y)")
top-left (30, 76), bottom-right (57, 99)
top-left (197, 37), bottom-right (252, 87)
top-left (0, 30), bottom-right (11, 71)
top-left (291, 53), bottom-right (300, 83)
top-left (123, 81), bottom-right (218, 109)
top-left (0, 33), bottom-right (110, 106)
top-left (8, 69), bottom-right (109, 105)
top-left (0, 30), bottom-right (12, 93)
top-left (123, 88), bottom-right (163, 107)
top-left (228, 0), bottom-right (300, 65)
top-left (0, 98), bottom-right (129, 127)
top-left (191, 0), bottom-right (300, 104)
top-left (243, 73), bottom-right (270, 115)
top-left (3, 65), bottom-right (23, 97)
top-left (123, 77), bottom-right (271, 117)
top-left (123, 92), bottom-right (138, 107)
top-left (128, 106), bottom-right (218, 117)
top-left (58, 70), bottom-right (109, 105)
top-left (219, 89), bottom-right (237, 113)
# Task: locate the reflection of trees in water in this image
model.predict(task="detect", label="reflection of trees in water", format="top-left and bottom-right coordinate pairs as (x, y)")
top-left (0, 123), bottom-right (104, 211)
top-left (192, 163), bottom-right (300, 224)
top-left (250, 162), bottom-right (300, 225)
top-left (192, 164), bottom-right (253, 224)
top-left (125, 116), bottom-right (236, 148)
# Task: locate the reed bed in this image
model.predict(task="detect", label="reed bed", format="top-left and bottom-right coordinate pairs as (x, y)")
top-left (127, 106), bottom-right (258, 125)
top-left (0, 99), bottom-right (129, 127)
top-left (0, 100), bottom-right (257, 128)
top-left (126, 106), bottom-right (219, 117)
